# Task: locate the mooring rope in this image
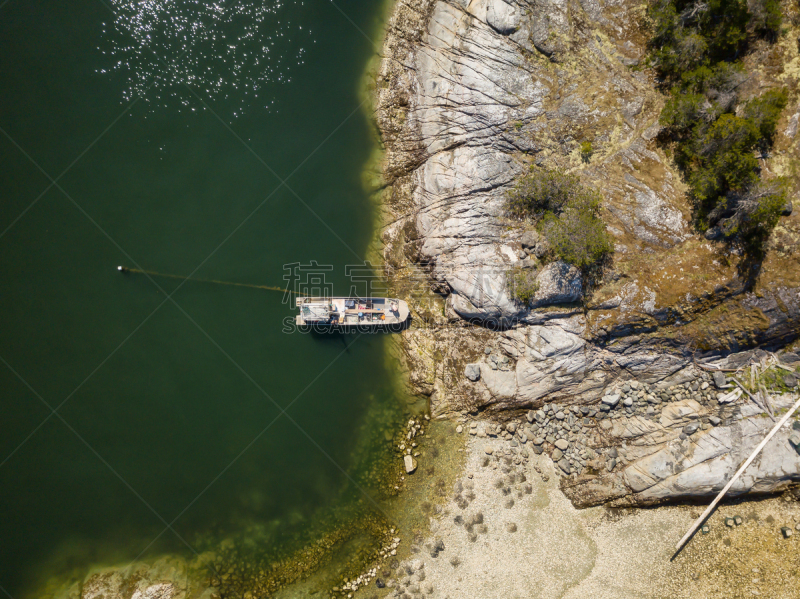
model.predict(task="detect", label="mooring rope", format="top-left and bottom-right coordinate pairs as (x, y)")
top-left (118, 266), bottom-right (304, 295)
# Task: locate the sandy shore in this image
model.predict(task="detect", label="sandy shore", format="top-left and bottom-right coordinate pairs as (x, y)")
top-left (373, 427), bottom-right (800, 599)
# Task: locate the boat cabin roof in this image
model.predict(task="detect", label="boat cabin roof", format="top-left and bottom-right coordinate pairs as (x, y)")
top-left (301, 303), bottom-right (331, 319)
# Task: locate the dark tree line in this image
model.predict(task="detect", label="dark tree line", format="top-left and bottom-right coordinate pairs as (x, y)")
top-left (648, 0), bottom-right (791, 252)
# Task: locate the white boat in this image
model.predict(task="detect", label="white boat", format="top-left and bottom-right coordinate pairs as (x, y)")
top-left (295, 296), bottom-right (410, 327)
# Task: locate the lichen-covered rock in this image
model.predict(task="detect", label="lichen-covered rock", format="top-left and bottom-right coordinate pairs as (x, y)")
top-left (377, 0), bottom-right (800, 401)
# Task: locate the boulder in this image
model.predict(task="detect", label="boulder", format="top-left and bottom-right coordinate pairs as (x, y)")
top-left (532, 261), bottom-right (582, 306)
top-left (712, 371), bottom-right (727, 389)
top-left (532, 236), bottom-right (550, 259)
top-left (485, 0), bottom-right (520, 35)
top-left (481, 367), bottom-right (517, 398)
top-left (520, 230), bottom-right (540, 249)
top-left (781, 352), bottom-right (800, 364)
top-left (602, 394), bottom-right (621, 407)
top-left (464, 363), bottom-right (481, 382)
top-left (404, 455), bottom-right (418, 474)
top-left (683, 422), bottom-right (700, 435)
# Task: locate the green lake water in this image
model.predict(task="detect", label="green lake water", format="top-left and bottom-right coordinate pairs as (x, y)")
top-left (0, 0), bottom-right (406, 595)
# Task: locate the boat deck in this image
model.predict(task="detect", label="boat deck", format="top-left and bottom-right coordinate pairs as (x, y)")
top-left (295, 297), bottom-right (409, 326)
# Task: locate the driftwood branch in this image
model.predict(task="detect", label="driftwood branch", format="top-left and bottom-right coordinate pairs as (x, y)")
top-left (731, 379), bottom-right (775, 421)
top-left (760, 383), bottom-right (774, 418)
top-left (692, 358), bottom-right (741, 373)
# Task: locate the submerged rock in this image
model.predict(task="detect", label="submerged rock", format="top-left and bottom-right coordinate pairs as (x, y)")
top-left (53, 557), bottom-right (199, 599)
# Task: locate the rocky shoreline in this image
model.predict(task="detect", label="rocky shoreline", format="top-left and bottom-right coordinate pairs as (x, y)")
top-left (466, 350), bottom-right (800, 507)
top-left (375, 0), bottom-right (800, 507)
top-left (381, 421), bottom-right (800, 599)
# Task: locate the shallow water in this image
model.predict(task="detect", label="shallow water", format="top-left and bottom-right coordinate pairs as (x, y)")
top-left (0, 0), bottom-right (399, 594)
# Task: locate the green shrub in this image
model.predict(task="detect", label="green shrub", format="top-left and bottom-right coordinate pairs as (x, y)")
top-left (748, 0), bottom-right (784, 38)
top-left (722, 181), bottom-right (788, 238)
top-left (682, 62), bottom-right (746, 95)
top-left (506, 266), bottom-right (539, 304)
top-left (688, 114), bottom-right (760, 206)
top-left (660, 91), bottom-right (707, 131)
top-left (648, 0), bottom-right (752, 82)
top-left (580, 141), bottom-right (594, 163)
top-left (506, 168), bottom-right (612, 273)
top-left (541, 201), bottom-right (614, 269)
top-left (743, 184), bottom-right (786, 238)
top-left (507, 168), bottom-right (584, 219)
top-left (744, 88), bottom-right (789, 145)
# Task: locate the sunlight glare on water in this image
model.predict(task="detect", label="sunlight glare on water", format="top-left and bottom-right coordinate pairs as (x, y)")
top-left (100, 0), bottom-right (315, 115)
